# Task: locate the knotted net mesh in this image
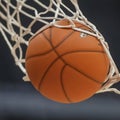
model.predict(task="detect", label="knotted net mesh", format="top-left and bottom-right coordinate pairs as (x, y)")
top-left (0, 0), bottom-right (120, 94)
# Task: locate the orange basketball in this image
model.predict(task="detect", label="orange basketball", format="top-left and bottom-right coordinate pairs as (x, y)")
top-left (25, 20), bottom-right (109, 103)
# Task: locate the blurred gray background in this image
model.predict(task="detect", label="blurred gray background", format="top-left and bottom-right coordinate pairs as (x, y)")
top-left (0, 0), bottom-right (120, 120)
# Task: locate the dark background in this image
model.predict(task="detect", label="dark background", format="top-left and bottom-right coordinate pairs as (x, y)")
top-left (0, 0), bottom-right (120, 120)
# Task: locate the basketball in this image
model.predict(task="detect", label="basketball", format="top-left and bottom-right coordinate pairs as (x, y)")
top-left (25, 20), bottom-right (109, 103)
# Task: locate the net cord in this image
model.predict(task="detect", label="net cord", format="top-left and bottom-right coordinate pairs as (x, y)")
top-left (0, 0), bottom-right (120, 94)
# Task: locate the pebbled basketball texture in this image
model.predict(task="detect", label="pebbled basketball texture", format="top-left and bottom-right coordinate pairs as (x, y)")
top-left (25, 20), bottom-right (109, 103)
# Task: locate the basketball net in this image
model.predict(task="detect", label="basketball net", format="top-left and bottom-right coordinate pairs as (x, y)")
top-left (0, 0), bottom-right (120, 94)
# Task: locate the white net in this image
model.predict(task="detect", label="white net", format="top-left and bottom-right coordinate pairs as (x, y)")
top-left (0, 0), bottom-right (120, 94)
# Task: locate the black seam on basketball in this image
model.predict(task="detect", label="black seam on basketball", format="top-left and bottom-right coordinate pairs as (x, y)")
top-left (33, 27), bottom-right (105, 90)
top-left (38, 56), bottom-right (60, 90)
top-left (39, 27), bottom-right (70, 90)
top-left (26, 28), bottom-right (74, 61)
top-left (26, 50), bottom-right (105, 61)
top-left (38, 27), bottom-right (74, 90)
top-left (42, 28), bottom-right (74, 47)
top-left (67, 64), bottom-right (102, 84)
top-left (60, 65), bottom-right (72, 103)
top-left (38, 27), bottom-right (70, 90)
top-left (37, 51), bottom-right (103, 91)
top-left (26, 49), bottom-right (53, 61)
top-left (60, 52), bottom-right (105, 84)
top-left (28, 26), bottom-right (52, 43)
top-left (26, 26), bottom-right (104, 60)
